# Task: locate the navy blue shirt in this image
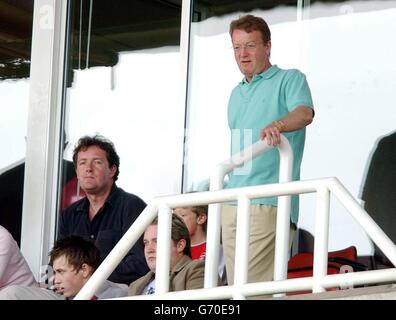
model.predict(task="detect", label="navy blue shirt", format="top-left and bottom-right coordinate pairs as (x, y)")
top-left (58, 184), bottom-right (149, 285)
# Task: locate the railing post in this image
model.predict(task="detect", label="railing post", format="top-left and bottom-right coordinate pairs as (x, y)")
top-left (205, 202), bottom-right (222, 288)
top-left (207, 135), bottom-right (293, 291)
top-left (155, 204), bottom-right (172, 294)
top-left (312, 185), bottom-right (330, 293)
top-left (273, 137), bottom-right (293, 288)
top-left (204, 167), bottom-right (225, 288)
top-left (233, 195), bottom-right (250, 299)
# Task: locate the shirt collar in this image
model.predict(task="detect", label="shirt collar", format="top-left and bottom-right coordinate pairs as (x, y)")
top-left (241, 64), bottom-right (280, 85)
top-left (76, 183), bottom-right (118, 212)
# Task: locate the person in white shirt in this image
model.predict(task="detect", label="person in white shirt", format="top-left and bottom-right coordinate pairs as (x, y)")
top-left (0, 225), bottom-right (37, 290)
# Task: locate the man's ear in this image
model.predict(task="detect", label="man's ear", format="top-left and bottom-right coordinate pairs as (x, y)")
top-left (109, 165), bottom-right (117, 177)
top-left (266, 40), bottom-right (272, 56)
top-left (80, 263), bottom-right (93, 278)
top-left (177, 239), bottom-right (186, 254)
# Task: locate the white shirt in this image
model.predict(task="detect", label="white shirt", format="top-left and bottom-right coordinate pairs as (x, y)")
top-left (142, 278), bottom-right (156, 295)
top-left (0, 226), bottom-right (37, 289)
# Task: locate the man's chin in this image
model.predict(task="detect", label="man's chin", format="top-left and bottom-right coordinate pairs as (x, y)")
top-left (148, 262), bottom-right (156, 272)
top-left (80, 184), bottom-right (97, 191)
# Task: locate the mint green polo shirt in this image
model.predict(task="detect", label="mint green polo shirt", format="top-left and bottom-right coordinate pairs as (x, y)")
top-left (226, 65), bottom-right (314, 224)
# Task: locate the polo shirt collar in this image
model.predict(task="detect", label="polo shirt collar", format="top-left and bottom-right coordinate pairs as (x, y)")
top-left (241, 64), bottom-right (280, 85)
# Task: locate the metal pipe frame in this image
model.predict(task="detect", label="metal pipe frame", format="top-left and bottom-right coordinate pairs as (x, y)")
top-left (75, 176), bottom-right (396, 300)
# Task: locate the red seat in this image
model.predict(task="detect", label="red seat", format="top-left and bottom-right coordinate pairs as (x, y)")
top-left (287, 246), bottom-right (361, 295)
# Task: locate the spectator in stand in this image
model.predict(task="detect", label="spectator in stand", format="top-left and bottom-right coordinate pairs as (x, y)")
top-left (128, 214), bottom-right (205, 295)
top-left (0, 236), bottom-right (127, 300)
top-left (174, 204), bottom-right (227, 284)
top-left (173, 205), bottom-right (207, 260)
top-left (0, 225), bottom-right (37, 290)
top-left (222, 14), bottom-right (314, 285)
top-left (58, 134), bottom-right (149, 285)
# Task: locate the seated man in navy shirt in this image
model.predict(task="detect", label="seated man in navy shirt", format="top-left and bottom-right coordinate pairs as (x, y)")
top-left (58, 134), bottom-right (149, 285)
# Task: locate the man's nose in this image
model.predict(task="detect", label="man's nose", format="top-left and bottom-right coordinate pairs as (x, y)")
top-left (54, 275), bottom-right (60, 284)
top-left (85, 162), bottom-right (93, 171)
top-left (146, 243), bottom-right (156, 252)
top-left (240, 46), bottom-right (249, 55)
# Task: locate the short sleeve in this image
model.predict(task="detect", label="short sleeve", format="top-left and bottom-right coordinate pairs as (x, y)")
top-left (284, 70), bottom-right (314, 112)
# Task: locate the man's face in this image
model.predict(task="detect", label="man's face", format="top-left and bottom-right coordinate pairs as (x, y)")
top-left (143, 224), bottom-right (185, 272)
top-left (53, 255), bottom-right (90, 299)
top-left (143, 225), bottom-right (158, 272)
top-left (231, 29), bottom-right (271, 82)
top-left (75, 145), bottom-right (116, 195)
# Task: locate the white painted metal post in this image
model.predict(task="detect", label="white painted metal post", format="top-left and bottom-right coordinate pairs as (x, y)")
top-left (205, 164), bottom-right (227, 288)
top-left (273, 137), bottom-right (293, 285)
top-left (22, 0), bottom-right (68, 281)
top-left (156, 205), bottom-right (172, 294)
top-left (207, 136), bottom-right (293, 290)
top-left (312, 185), bottom-right (330, 293)
top-left (233, 196), bottom-right (251, 297)
top-left (205, 202), bottom-right (222, 288)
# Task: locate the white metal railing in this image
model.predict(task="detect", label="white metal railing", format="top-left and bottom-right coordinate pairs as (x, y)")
top-left (204, 135), bottom-right (293, 289)
top-left (75, 135), bottom-right (291, 300)
top-left (75, 177), bottom-right (396, 300)
top-left (75, 136), bottom-right (396, 300)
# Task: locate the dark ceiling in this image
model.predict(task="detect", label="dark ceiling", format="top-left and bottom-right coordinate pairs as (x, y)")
top-left (0, 0), bottom-right (344, 80)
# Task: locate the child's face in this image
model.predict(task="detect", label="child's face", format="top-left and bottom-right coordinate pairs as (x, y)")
top-left (173, 207), bottom-right (200, 236)
top-left (52, 255), bottom-right (87, 298)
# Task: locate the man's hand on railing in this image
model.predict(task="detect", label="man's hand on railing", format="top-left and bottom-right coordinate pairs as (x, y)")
top-left (260, 121), bottom-right (283, 147)
top-left (260, 106), bottom-right (314, 146)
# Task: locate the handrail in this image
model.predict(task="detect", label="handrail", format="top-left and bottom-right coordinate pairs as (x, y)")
top-left (114, 268), bottom-right (396, 300)
top-left (205, 135), bottom-right (293, 288)
top-left (75, 177), bottom-right (396, 300)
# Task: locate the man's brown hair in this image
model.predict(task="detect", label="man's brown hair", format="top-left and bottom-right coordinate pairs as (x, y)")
top-left (49, 236), bottom-right (101, 273)
top-left (229, 14), bottom-right (271, 44)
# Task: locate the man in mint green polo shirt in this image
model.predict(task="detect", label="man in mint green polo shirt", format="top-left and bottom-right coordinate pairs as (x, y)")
top-left (222, 14), bottom-right (314, 286)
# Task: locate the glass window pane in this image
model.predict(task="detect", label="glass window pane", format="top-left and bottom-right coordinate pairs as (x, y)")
top-left (184, 2), bottom-right (298, 191)
top-left (185, 0), bottom-right (396, 256)
top-left (0, 0), bottom-right (33, 244)
top-left (301, 0), bottom-right (396, 253)
top-left (61, 0), bottom-right (183, 211)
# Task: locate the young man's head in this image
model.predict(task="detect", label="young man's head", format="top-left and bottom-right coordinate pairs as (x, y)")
top-left (49, 236), bottom-right (101, 299)
top-left (229, 14), bottom-right (272, 82)
top-left (173, 206), bottom-right (208, 241)
top-left (143, 214), bottom-right (191, 273)
top-left (72, 135), bottom-right (120, 195)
